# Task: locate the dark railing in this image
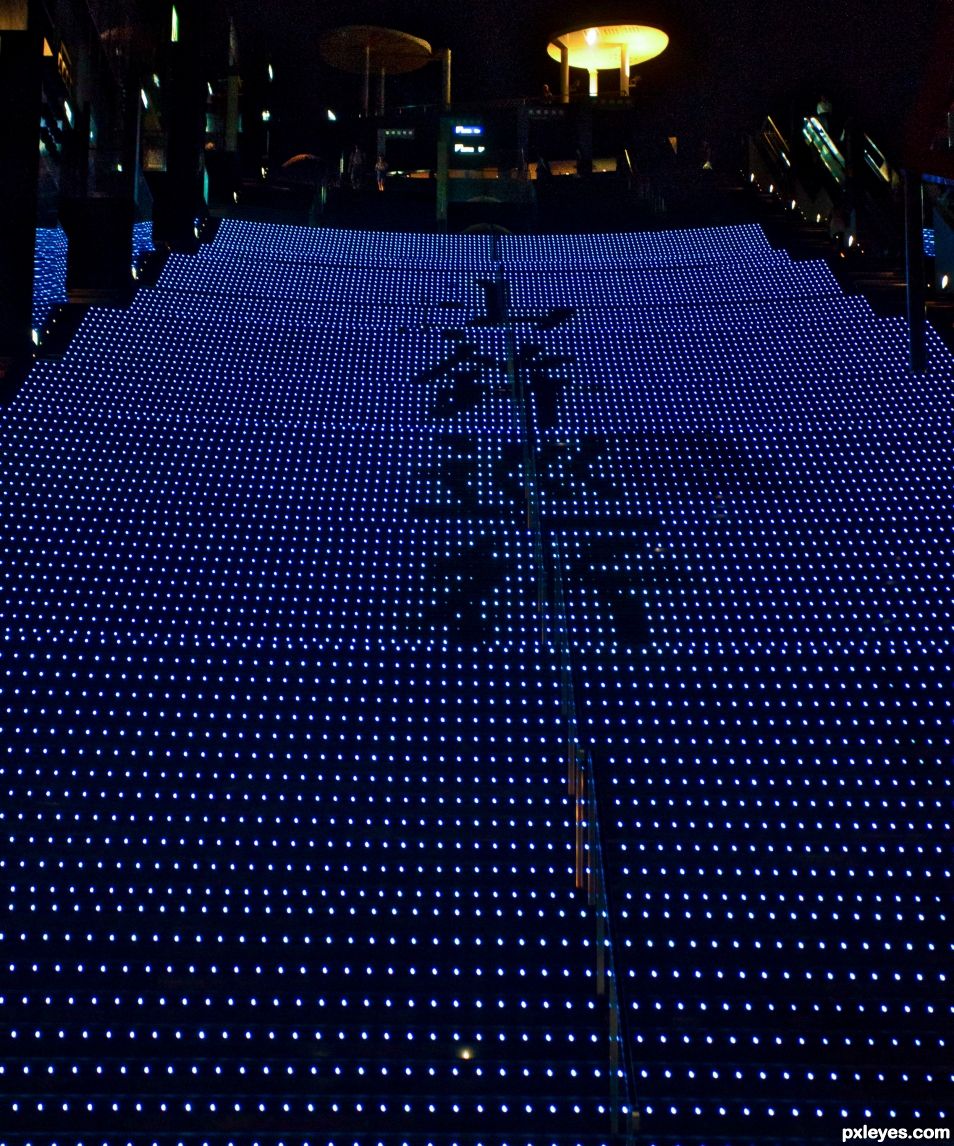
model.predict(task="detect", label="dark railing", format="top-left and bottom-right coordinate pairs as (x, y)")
top-left (493, 245), bottom-right (637, 1140)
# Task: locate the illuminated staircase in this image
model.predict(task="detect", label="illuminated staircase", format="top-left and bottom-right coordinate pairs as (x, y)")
top-left (1, 219), bottom-right (951, 1145)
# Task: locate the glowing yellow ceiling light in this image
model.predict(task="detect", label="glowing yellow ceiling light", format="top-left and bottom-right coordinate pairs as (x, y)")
top-left (547, 23), bottom-right (669, 72)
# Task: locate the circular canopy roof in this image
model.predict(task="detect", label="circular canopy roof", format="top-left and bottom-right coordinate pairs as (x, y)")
top-left (547, 24), bottom-right (669, 70)
top-left (318, 25), bottom-right (434, 75)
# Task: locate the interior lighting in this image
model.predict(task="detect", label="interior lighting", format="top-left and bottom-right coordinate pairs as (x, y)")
top-left (547, 24), bottom-right (668, 96)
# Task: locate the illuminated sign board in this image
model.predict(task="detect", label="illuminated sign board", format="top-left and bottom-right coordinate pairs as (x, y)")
top-left (453, 123), bottom-right (484, 155)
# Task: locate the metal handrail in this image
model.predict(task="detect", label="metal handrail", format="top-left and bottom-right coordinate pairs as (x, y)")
top-left (498, 265), bottom-right (635, 1139)
top-left (583, 746), bottom-right (638, 1142)
top-left (489, 242), bottom-right (636, 1139)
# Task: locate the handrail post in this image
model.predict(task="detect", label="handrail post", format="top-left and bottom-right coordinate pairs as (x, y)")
top-left (596, 906), bottom-right (606, 994)
top-left (904, 169), bottom-right (928, 373)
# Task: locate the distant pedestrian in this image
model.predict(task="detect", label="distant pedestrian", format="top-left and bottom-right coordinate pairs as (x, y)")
top-left (375, 154), bottom-right (388, 192)
top-left (348, 144), bottom-right (365, 190)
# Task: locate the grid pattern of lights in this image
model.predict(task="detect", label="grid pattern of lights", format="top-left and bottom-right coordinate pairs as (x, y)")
top-left (133, 221), bottom-right (156, 262)
top-left (32, 228), bottom-right (68, 333)
top-left (208, 219), bottom-right (494, 270)
top-left (4, 221), bottom-right (620, 1146)
top-left (498, 224), bottom-right (778, 267)
top-left (504, 233), bottom-right (953, 1140)
top-left (162, 254), bottom-right (489, 311)
top-left (32, 223), bottom-right (155, 335)
top-left (4, 219), bottom-right (953, 1146)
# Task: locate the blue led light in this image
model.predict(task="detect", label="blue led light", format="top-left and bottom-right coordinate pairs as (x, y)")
top-left (3, 218), bottom-right (952, 1146)
top-left (31, 228), bottom-right (69, 333)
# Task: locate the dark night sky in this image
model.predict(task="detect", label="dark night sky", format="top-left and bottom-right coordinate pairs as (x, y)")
top-left (226, 0), bottom-right (943, 160)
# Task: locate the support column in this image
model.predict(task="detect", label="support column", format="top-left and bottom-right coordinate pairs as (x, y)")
top-left (559, 42), bottom-right (569, 104)
top-left (205, 19), bottom-right (242, 206)
top-left (61, 195), bottom-right (135, 306)
top-left (362, 41), bottom-right (370, 118)
top-left (517, 103), bottom-right (529, 183)
top-left (575, 102), bottom-right (592, 177)
top-left (225, 70), bottom-right (240, 150)
top-left (378, 65), bottom-right (385, 116)
top-left (619, 46), bottom-right (629, 96)
top-left (436, 115), bottom-right (450, 229)
top-left (209, 66), bottom-right (241, 205)
top-left (904, 170), bottom-right (927, 373)
top-left (588, 68), bottom-right (598, 98)
top-left (441, 47), bottom-right (451, 108)
top-left (60, 27), bottom-right (135, 306)
top-left (59, 97), bottom-right (91, 202)
top-left (224, 20), bottom-right (239, 151)
top-left (148, 0), bottom-right (208, 251)
top-left (0, 3), bottom-right (43, 399)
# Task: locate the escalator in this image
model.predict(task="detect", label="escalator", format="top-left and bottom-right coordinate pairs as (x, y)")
top-left (748, 108), bottom-right (901, 258)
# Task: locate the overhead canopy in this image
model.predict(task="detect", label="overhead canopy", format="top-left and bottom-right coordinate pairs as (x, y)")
top-left (547, 23), bottom-right (669, 72)
top-left (0, 1), bottom-right (29, 31)
top-left (317, 25), bottom-right (434, 75)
